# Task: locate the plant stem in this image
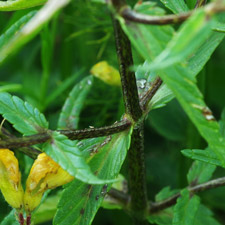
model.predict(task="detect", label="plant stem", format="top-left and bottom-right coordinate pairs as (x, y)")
top-left (128, 124), bottom-right (148, 224)
top-left (112, 2), bottom-right (148, 223)
top-left (0, 119), bottom-right (131, 149)
top-left (112, 16), bottom-right (142, 122)
top-left (140, 77), bottom-right (163, 111)
top-left (0, 127), bottom-right (41, 159)
top-left (149, 176), bottom-right (225, 213)
top-left (60, 119), bottom-right (131, 139)
top-left (108, 176), bottom-right (225, 217)
top-left (111, 1), bottom-right (225, 26)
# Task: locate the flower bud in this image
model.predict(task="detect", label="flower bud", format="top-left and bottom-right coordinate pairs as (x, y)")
top-left (90, 61), bottom-right (121, 86)
top-left (0, 149), bottom-right (24, 209)
top-left (24, 153), bottom-right (74, 212)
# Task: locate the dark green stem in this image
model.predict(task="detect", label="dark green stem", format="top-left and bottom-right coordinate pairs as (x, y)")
top-left (112, 2), bottom-right (148, 224)
top-left (112, 16), bottom-right (142, 122)
top-left (0, 119), bottom-right (131, 149)
top-left (60, 119), bottom-right (131, 140)
top-left (128, 124), bottom-right (148, 224)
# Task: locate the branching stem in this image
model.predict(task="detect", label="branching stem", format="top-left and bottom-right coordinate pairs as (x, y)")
top-left (108, 176), bottom-right (225, 215)
top-left (0, 119), bottom-right (131, 149)
top-left (112, 4), bottom-right (148, 224)
top-left (149, 176), bottom-right (225, 213)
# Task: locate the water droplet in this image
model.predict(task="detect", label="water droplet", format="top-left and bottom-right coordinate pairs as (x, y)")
top-left (137, 79), bottom-right (147, 89)
top-left (87, 80), bottom-right (92, 85)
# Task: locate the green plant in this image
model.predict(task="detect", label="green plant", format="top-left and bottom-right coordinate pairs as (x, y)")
top-left (0, 0), bottom-right (225, 224)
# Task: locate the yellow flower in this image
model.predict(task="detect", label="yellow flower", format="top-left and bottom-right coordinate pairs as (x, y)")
top-left (24, 153), bottom-right (74, 212)
top-left (0, 149), bottom-right (24, 209)
top-left (90, 61), bottom-right (121, 86)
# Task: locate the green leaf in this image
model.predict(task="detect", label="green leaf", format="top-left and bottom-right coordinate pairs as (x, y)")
top-left (219, 108), bottom-right (225, 137)
top-left (149, 10), bottom-right (214, 70)
top-left (58, 76), bottom-right (93, 129)
top-left (187, 32), bottom-right (225, 75)
top-left (155, 186), bottom-right (179, 202)
top-left (160, 0), bottom-right (189, 13)
top-left (194, 204), bottom-right (221, 225)
top-left (0, 11), bottom-right (36, 49)
top-left (54, 129), bottom-right (132, 225)
top-left (122, 7), bottom-right (224, 111)
top-left (156, 65), bottom-right (225, 166)
top-left (0, 0), bottom-right (70, 65)
top-left (33, 193), bottom-right (62, 225)
top-left (43, 131), bottom-right (130, 185)
top-left (0, 0), bottom-right (46, 11)
top-left (182, 148), bottom-right (222, 167)
top-left (187, 161), bottom-right (216, 185)
top-left (0, 210), bottom-right (19, 225)
top-left (212, 13), bottom-right (225, 32)
top-left (149, 100), bottom-right (188, 141)
top-left (148, 211), bottom-right (173, 225)
top-left (173, 189), bottom-right (200, 225)
top-left (101, 174), bottom-right (126, 210)
top-left (45, 69), bottom-right (84, 107)
top-left (0, 92), bottom-right (48, 135)
top-left (0, 84), bottom-right (22, 93)
top-left (119, 4), bottom-right (174, 62)
top-left (147, 187), bottom-right (178, 225)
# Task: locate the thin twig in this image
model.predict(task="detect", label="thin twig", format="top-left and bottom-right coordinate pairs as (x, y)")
top-left (111, 0), bottom-right (225, 26)
top-left (0, 119), bottom-right (131, 149)
top-left (140, 77), bottom-right (163, 111)
top-left (121, 7), bottom-right (191, 25)
top-left (149, 176), bottom-right (225, 213)
top-left (0, 127), bottom-right (42, 159)
top-left (108, 187), bottom-right (130, 206)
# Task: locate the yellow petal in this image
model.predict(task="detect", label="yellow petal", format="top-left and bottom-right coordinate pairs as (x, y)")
top-left (24, 153), bottom-right (74, 212)
top-left (90, 61), bottom-right (121, 86)
top-left (0, 149), bottom-right (24, 209)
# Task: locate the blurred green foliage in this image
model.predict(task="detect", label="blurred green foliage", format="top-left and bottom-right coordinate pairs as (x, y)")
top-left (0, 0), bottom-right (225, 224)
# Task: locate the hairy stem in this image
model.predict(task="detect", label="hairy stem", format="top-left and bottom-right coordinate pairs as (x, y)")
top-left (112, 1), bottom-right (148, 224)
top-left (128, 124), bottom-right (148, 224)
top-left (0, 119), bottom-right (131, 149)
top-left (0, 127), bottom-right (41, 159)
top-left (112, 16), bottom-right (142, 122)
top-left (140, 77), bottom-right (163, 111)
top-left (149, 176), bottom-right (225, 213)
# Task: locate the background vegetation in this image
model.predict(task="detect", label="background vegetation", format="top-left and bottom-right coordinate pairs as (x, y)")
top-left (0, 0), bottom-right (225, 224)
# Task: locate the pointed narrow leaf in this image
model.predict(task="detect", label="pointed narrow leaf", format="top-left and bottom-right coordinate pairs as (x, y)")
top-left (187, 32), bottom-right (225, 75)
top-left (147, 187), bottom-right (178, 225)
top-left (0, 0), bottom-right (70, 65)
top-left (160, 0), bottom-right (189, 13)
top-left (173, 189), bottom-right (200, 225)
top-left (0, 210), bottom-right (19, 225)
top-left (194, 204), bottom-right (221, 225)
top-left (187, 161), bottom-right (216, 185)
top-left (0, 92), bottom-right (48, 135)
top-left (58, 76), bottom-right (93, 129)
top-left (54, 129), bottom-right (132, 225)
top-left (0, 11), bottom-right (36, 49)
top-left (121, 6), bottom-right (224, 111)
top-left (149, 10), bottom-right (214, 70)
top-left (0, 0), bottom-right (46, 11)
top-left (119, 4), bottom-right (174, 62)
top-left (182, 149), bottom-right (222, 167)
